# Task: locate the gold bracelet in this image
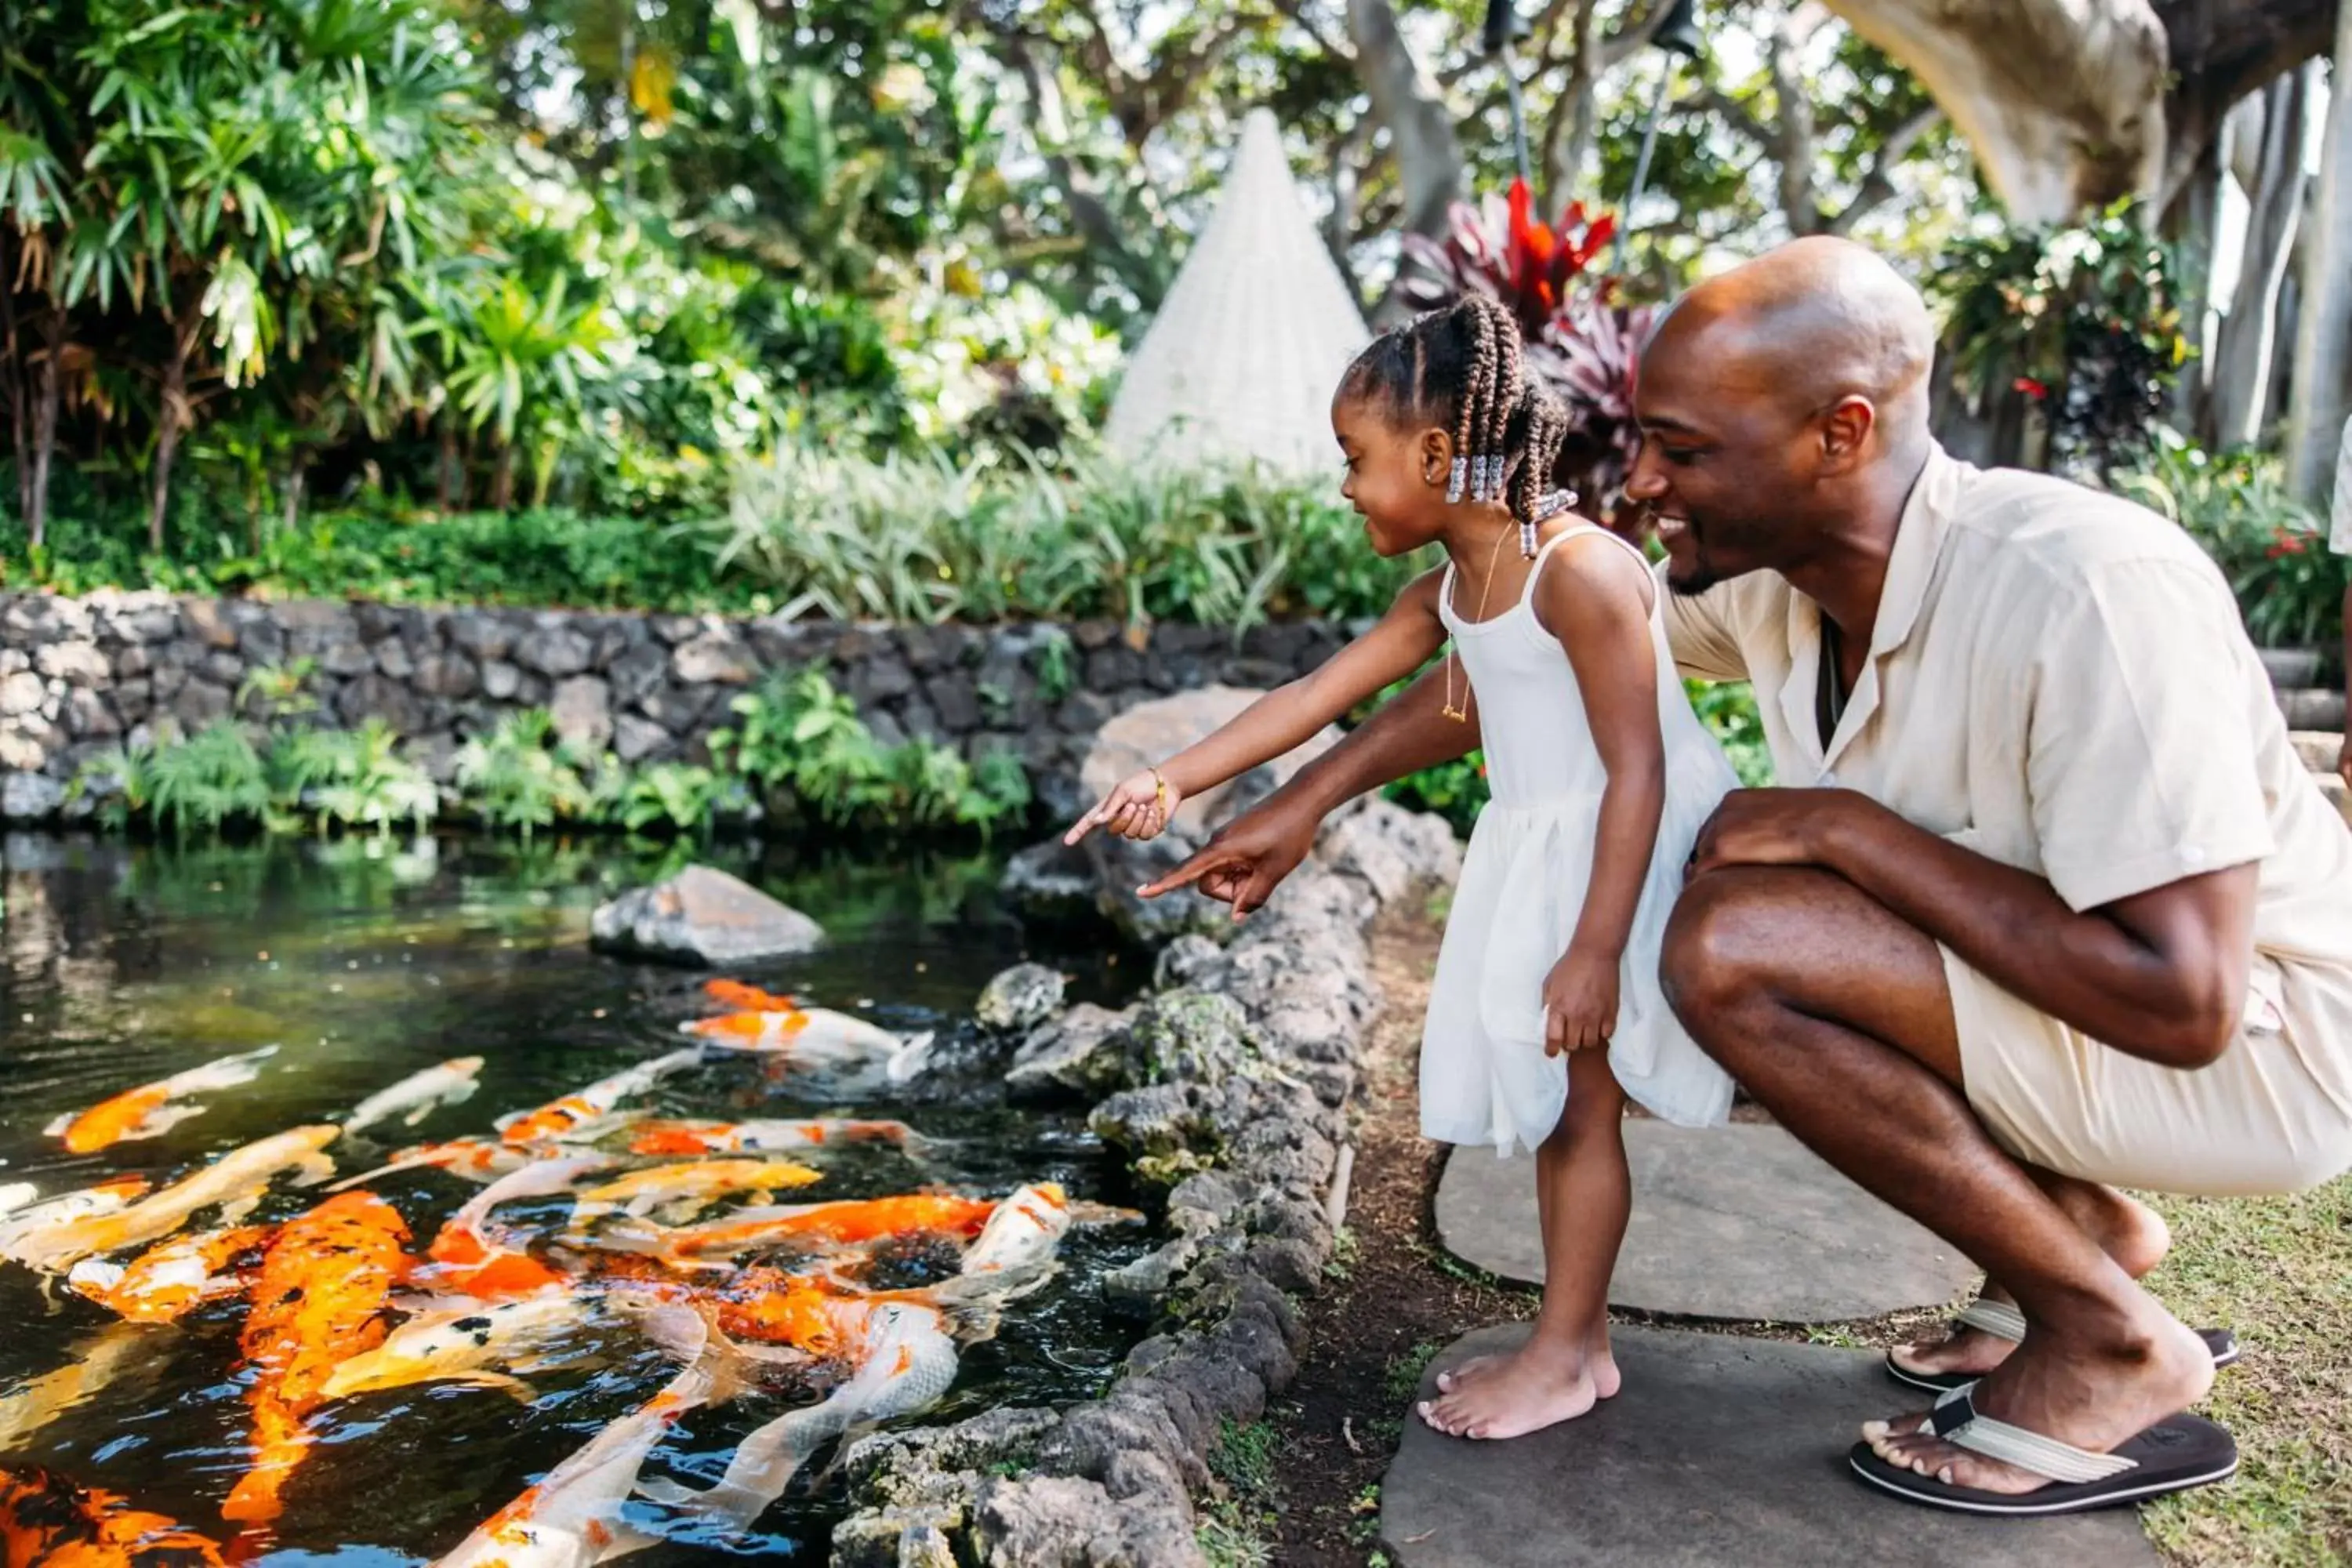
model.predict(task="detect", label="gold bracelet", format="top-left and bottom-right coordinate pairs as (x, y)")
top-left (1149, 766), bottom-right (1169, 826)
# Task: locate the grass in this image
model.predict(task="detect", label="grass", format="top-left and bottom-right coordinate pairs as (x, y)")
top-left (1383, 1340), bottom-right (1445, 1406)
top-left (2136, 1174), bottom-right (2352, 1566)
top-left (1197, 1417), bottom-right (1282, 1568)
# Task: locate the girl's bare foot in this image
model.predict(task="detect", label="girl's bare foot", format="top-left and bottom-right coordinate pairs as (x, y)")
top-left (1418, 1334), bottom-right (1619, 1440)
top-left (1889, 1186), bottom-right (2169, 1384)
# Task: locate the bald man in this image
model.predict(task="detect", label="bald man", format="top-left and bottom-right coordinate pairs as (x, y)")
top-left (1147, 238), bottom-right (2352, 1515)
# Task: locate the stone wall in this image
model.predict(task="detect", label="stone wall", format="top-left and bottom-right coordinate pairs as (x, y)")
top-left (0, 590), bottom-right (1354, 822)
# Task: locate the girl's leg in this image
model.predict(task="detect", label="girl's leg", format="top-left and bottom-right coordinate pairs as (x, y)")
top-left (1419, 1047), bottom-right (1628, 1439)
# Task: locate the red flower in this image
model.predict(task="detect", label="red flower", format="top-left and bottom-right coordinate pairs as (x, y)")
top-left (2266, 531), bottom-right (2309, 559)
top-left (2012, 377), bottom-right (2049, 401)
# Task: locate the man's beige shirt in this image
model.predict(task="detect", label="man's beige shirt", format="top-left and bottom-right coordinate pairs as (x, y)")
top-left (1660, 446), bottom-right (2352, 1167)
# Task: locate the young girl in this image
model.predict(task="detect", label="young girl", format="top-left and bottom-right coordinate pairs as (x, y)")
top-left (1066, 294), bottom-right (1739, 1441)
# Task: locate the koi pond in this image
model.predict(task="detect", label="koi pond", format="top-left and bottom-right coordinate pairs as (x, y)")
top-left (0, 833), bottom-right (1151, 1565)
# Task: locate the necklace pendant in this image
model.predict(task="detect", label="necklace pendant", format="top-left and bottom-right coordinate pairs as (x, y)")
top-left (1440, 702), bottom-right (1468, 723)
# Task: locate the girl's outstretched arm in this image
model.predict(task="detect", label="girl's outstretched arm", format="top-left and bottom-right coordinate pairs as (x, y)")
top-left (1066, 569), bottom-right (1450, 844)
top-left (1531, 535), bottom-right (1668, 1054)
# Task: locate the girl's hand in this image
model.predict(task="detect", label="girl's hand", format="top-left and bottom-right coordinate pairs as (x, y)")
top-left (1541, 946), bottom-right (1620, 1057)
top-left (1064, 768), bottom-right (1181, 845)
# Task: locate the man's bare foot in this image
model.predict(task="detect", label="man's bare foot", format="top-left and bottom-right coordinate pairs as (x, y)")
top-left (1864, 1305), bottom-right (2213, 1494)
top-left (1418, 1335), bottom-right (1620, 1440)
top-left (1890, 1189), bottom-right (2170, 1384)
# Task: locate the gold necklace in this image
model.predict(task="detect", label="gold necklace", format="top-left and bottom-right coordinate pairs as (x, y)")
top-left (1441, 522), bottom-right (1513, 722)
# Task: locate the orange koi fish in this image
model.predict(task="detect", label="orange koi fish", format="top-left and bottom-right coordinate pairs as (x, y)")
top-left (43, 1048), bottom-right (278, 1155)
top-left (0, 1178), bottom-right (153, 1269)
top-left (702, 979), bottom-right (797, 1013)
top-left (66, 1225), bottom-right (272, 1324)
top-left (221, 1192), bottom-right (412, 1526)
top-left (423, 1156), bottom-right (610, 1301)
top-left (613, 1192), bottom-right (1003, 1271)
top-left (0, 1465), bottom-right (226, 1568)
top-left (625, 1119), bottom-right (935, 1159)
top-left (4, 1129), bottom-right (337, 1277)
top-left (496, 1050), bottom-right (703, 1148)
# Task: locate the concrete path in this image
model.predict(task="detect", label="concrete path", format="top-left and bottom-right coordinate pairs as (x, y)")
top-left (1434, 1122), bottom-right (1978, 1321)
top-left (1379, 1324), bottom-right (2161, 1568)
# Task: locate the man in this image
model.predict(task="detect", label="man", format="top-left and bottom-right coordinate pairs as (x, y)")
top-left (1144, 238), bottom-right (2352, 1515)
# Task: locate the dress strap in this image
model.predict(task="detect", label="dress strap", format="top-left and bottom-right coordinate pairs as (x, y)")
top-left (1518, 523), bottom-right (1660, 626)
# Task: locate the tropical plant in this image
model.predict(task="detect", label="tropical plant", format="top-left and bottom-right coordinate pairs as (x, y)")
top-left (69, 721), bottom-right (276, 837)
top-left (1396, 176), bottom-right (1654, 528)
top-left (269, 720), bottom-right (438, 836)
top-left (452, 709), bottom-right (598, 839)
top-left (1929, 201), bottom-right (2191, 480)
top-left (611, 761), bottom-right (743, 837)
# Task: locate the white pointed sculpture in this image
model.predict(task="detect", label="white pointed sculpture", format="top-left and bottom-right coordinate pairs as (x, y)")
top-left (1104, 108), bottom-right (1371, 481)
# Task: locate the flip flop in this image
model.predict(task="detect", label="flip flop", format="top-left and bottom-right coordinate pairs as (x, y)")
top-left (1885, 1298), bottom-right (2240, 1394)
top-left (1849, 1386), bottom-right (2238, 1515)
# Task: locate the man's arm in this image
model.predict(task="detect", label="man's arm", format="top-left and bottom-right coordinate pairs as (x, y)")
top-left (1139, 663), bottom-right (1481, 915)
top-left (1693, 793), bottom-right (2255, 1069)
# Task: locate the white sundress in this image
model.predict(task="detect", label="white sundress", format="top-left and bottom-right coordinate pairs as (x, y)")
top-left (1422, 524), bottom-right (1740, 1155)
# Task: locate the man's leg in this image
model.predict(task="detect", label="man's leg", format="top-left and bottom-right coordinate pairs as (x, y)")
top-left (1661, 866), bottom-right (2213, 1494)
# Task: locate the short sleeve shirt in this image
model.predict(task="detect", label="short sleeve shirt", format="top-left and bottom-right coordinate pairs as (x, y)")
top-left (1659, 445), bottom-right (2352, 1048)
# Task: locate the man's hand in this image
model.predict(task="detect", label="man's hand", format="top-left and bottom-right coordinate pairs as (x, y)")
top-left (1686, 788), bottom-right (1877, 880)
top-left (1134, 788), bottom-right (1323, 920)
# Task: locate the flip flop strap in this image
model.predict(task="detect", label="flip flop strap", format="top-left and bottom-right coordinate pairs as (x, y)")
top-left (1918, 1388), bottom-right (2139, 1485)
top-left (1954, 1298), bottom-right (2028, 1342)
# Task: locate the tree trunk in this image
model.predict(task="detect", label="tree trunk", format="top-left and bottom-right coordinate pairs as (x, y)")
top-left (2161, 132), bottom-right (2223, 434)
top-left (2158, 0), bottom-right (2339, 209)
top-left (0, 232), bottom-right (24, 533)
top-left (490, 441), bottom-right (516, 512)
top-left (1540, 0), bottom-right (1603, 212)
top-left (27, 308), bottom-right (61, 552)
top-left (149, 303), bottom-right (201, 555)
top-left (2209, 66), bottom-right (2311, 450)
top-left (2285, 0), bottom-right (2352, 503)
top-left (437, 418), bottom-right (461, 512)
top-left (1344, 0), bottom-right (1465, 241)
top-left (281, 463), bottom-right (305, 535)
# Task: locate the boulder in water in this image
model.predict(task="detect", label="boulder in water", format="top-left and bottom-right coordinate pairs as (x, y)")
top-left (975, 963), bottom-right (1067, 1033)
top-left (589, 865), bottom-right (823, 967)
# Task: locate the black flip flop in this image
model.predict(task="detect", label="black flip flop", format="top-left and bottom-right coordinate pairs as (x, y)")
top-left (1885, 1326), bottom-right (2241, 1395)
top-left (1849, 1388), bottom-right (2238, 1516)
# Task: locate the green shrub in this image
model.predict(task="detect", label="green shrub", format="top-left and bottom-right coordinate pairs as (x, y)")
top-left (452, 711), bottom-right (601, 840)
top-left (270, 720), bottom-right (440, 837)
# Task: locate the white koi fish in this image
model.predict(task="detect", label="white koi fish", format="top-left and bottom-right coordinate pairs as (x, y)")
top-left (679, 1008), bottom-right (936, 1085)
top-left (5, 1128), bottom-right (338, 1276)
top-left (430, 1301), bottom-right (750, 1568)
top-left (495, 1051), bottom-right (705, 1147)
top-left (0, 1178), bottom-right (153, 1266)
top-left (0, 1183), bottom-right (38, 1219)
top-left (65, 1225), bottom-right (272, 1323)
top-left (638, 1300), bottom-right (959, 1531)
top-left (43, 1047), bottom-right (279, 1154)
top-left (561, 1160), bottom-right (824, 1241)
top-left (321, 1290), bottom-right (602, 1403)
top-left (346, 1058), bottom-right (486, 1136)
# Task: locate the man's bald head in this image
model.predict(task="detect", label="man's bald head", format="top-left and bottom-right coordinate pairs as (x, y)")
top-left (1648, 236), bottom-right (1936, 441)
top-left (1626, 238), bottom-right (1943, 596)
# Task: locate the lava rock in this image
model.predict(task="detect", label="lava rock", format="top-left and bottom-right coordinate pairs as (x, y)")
top-left (588, 865), bottom-right (825, 967)
top-left (1, 771), bottom-right (64, 822)
top-left (1006, 1003), bottom-right (1137, 1102)
top-left (999, 838), bottom-right (1098, 927)
top-left (975, 962), bottom-right (1068, 1033)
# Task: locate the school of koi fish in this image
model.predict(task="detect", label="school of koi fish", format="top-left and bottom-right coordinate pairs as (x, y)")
top-left (0, 978), bottom-right (1138, 1567)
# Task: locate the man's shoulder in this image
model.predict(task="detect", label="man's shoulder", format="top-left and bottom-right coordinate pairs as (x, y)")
top-left (1946, 461), bottom-right (2225, 598)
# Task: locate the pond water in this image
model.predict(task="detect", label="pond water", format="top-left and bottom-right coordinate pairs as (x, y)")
top-left (0, 833), bottom-right (1150, 1564)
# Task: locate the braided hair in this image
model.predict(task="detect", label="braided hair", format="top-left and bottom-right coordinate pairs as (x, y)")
top-left (1339, 294), bottom-right (1573, 555)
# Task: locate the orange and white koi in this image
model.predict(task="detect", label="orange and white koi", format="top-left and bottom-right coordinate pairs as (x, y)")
top-left (0, 1178), bottom-right (153, 1269)
top-left (606, 1192), bottom-right (1003, 1270)
top-left (560, 1160), bottom-right (824, 1240)
top-left (624, 1118), bottom-right (936, 1159)
top-left (0, 1464), bottom-right (227, 1567)
top-left (423, 1156), bottom-right (612, 1301)
top-left (940, 1183), bottom-right (1073, 1300)
top-left (430, 1301), bottom-right (751, 1568)
top-left (3, 1130), bottom-right (337, 1277)
top-left (496, 1050), bottom-right (703, 1148)
top-left (345, 1057), bottom-right (485, 1136)
top-left (638, 1299), bottom-right (959, 1532)
top-left (325, 1135), bottom-right (543, 1192)
top-left (65, 1225), bottom-right (272, 1324)
top-left (0, 1182), bottom-right (37, 1218)
top-left (42, 1047), bottom-right (278, 1155)
top-left (221, 1191), bottom-right (413, 1527)
top-left (702, 979), bottom-right (797, 1014)
top-left (679, 1007), bottom-right (934, 1083)
top-left (320, 1289), bottom-right (601, 1404)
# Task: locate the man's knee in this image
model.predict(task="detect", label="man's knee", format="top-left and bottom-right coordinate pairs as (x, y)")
top-left (1660, 867), bottom-right (1796, 1033)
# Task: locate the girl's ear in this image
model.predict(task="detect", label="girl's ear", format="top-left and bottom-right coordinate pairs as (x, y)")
top-left (1419, 428), bottom-right (1454, 488)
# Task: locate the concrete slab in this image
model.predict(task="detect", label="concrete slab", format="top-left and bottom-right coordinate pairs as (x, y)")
top-left (1434, 1122), bottom-right (1976, 1322)
top-left (1380, 1324), bottom-right (2161, 1568)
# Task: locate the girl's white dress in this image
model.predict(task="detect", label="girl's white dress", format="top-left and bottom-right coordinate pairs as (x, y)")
top-left (1423, 524), bottom-right (1739, 1154)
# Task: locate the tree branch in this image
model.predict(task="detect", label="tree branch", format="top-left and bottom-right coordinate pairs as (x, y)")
top-left (1824, 103), bottom-right (1944, 235)
top-left (1272, 0), bottom-right (1354, 65)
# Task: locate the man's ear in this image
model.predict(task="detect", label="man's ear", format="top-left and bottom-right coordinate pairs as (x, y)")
top-left (1818, 396), bottom-right (1877, 475)
top-left (1420, 428), bottom-right (1454, 488)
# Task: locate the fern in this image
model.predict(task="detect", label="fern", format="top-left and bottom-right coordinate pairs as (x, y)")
top-left (139, 723), bottom-right (274, 837)
top-left (270, 720), bottom-right (438, 836)
top-left (453, 710), bottom-right (595, 840)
